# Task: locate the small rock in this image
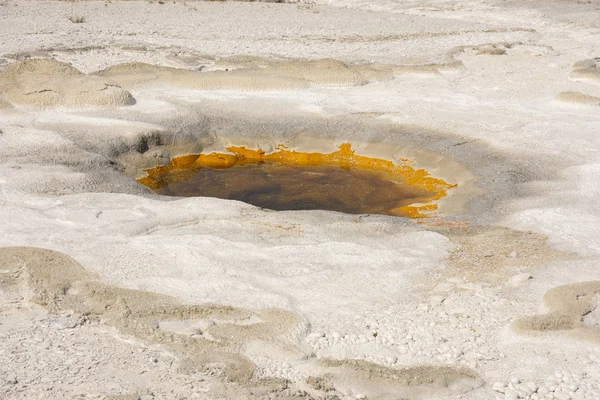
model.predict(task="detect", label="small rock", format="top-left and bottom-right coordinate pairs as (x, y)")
top-left (507, 273), bottom-right (532, 287)
top-left (524, 382), bottom-right (538, 394)
top-left (52, 315), bottom-right (86, 330)
top-left (385, 356), bottom-right (397, 364)
top-left (194, 319), bottom-right (216, 332)
top-left (504, 388), bottom-right (518, 400)
top-left (509, 376), bottom-right (521, 385)
top-left (515, 388), bottom-right (528, 398)
top-left (546, 379), bottom-right (558, 387)
top-left (553, 390), bottom-right (570, 400)
top-left (492, 382), bottom-right (506, 393)
top-left (430, 296), bottom-right (445, 307)
top-left (307, 332), bottom-right (325, 340)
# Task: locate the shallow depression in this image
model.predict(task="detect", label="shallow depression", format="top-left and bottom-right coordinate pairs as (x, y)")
top-left (138, 144), bottom-right (456, 218)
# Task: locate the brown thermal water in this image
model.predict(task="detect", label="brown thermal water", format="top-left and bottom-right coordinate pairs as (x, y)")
top-left (153, 163), bottom-right (436, 216)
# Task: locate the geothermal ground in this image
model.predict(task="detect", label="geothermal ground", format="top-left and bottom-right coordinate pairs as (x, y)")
top-left (1, 0), bottom-right (600, 399)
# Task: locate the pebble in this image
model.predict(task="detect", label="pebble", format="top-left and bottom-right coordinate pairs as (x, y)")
top-left (515, 388), bottom-right (528, 398)
top-left (307, 332), bottom-right (325, 340)
top-left (194, 319), bottom-right (216, 332)
top-left (430, 296), bottom-right (445, 306)
top-left (493, 382), bottom-right (506, 393)
top-left (507, 273), bottom-right (532, 287)
top-left (504, 388), bottom-right (518, 400)
top-left (524, 382), bottom-right (538, 394)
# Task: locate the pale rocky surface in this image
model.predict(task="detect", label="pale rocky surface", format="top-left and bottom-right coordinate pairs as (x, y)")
top-left (1, 0), bottom-right (600, 399)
